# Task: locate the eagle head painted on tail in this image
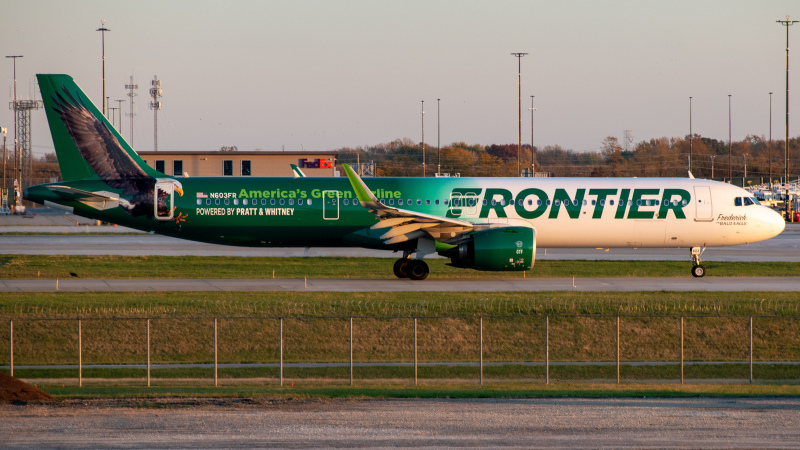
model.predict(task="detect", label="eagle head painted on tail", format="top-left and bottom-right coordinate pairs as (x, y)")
top-left (50, 84), bottom-right (183, 219)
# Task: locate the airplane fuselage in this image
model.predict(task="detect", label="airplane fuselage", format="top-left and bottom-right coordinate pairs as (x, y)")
top-left (27, 175), bottom-right (785, 251)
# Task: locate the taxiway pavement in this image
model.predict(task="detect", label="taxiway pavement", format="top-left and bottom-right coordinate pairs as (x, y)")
top-left (3, 276), bottom-right (800, 292)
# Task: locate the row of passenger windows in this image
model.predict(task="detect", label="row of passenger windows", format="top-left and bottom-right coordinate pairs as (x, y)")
top-left (734, 197), bottom-right (761, 206)
top-left (197, 197), bottom-right (689, 207)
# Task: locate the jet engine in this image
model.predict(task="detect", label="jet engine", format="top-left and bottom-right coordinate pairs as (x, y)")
top-left (442, 226), bottom-right (535, 271)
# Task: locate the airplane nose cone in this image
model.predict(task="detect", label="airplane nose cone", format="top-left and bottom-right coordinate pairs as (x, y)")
top-left (764, 208), bottom-right (786, 238)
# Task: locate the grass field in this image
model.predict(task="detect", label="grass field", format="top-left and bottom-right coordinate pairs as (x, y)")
top-left (2, 291), bottom-right (800, 388)
top-left (20, 381), bottom-right (800, 401)
top-left (3, 254), bottom-right (800, 279)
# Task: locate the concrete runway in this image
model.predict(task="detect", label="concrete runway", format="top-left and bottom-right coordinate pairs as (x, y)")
top-left (2, 223), bottom-right (800, 261)
top-left (3, 276), bottom-right (800, 292)
top-left (3, 397), bottom-right (800, 448)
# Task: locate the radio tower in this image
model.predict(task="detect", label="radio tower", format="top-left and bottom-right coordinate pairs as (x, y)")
top-left (623, 130), bottom-right (633, 153)
top-left (149, 75), bottom-right (162, 151)
top-left (125, 75), bottom-right (138, 147)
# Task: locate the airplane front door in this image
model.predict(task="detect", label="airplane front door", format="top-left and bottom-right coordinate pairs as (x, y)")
top-left (693, 186), bottom-right (713, 221)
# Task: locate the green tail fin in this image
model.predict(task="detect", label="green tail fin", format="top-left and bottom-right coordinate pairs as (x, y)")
top-left (37, 74), bottom-right (160, 181)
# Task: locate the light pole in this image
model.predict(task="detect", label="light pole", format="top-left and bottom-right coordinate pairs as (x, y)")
top-left (777, 16), bottom-right (798, 220)
top-left (511, 52), bottom-right (527, 177)
top-left (710, 155), bottom-right (716, 179)
top-left (437, 98), bottom-right (441, 176)
top-left (770, 92), bottom-right (773, 192)
top-left (97, 20), bottom-right (110, 116)
top-left (421, 100), bottom-right (425, 177)
top-left (6, 55), bottom-right (22, 210)
top-left (689, 97), bottom-right (693, 173)
top-left (728, 94), bottom-right (732, 181)
top-left (529, 95), bottom-right (537, 177)
top-left (116, 99), bottom-right (125, 132)
top-left (743, 153), bottom-right (748, 180)
top-left (2, 127), bottom-right (6, 206)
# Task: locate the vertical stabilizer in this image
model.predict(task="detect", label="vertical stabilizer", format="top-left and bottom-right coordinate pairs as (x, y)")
top-left (37, 74), bottom-right (161, 182)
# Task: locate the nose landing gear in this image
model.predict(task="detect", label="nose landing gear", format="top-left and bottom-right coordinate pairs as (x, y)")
top-left (690, 247), bottom-right (706, 278)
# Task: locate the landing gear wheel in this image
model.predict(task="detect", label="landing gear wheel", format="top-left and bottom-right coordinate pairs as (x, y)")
top-left (393, 258), bottom-right (410, 279)
top-left (691, 265), bottom-right (706, 278)
top-left (407, 260), bottom-right (429, 280)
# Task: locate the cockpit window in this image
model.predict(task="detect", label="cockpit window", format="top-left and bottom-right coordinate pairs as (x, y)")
top-left (735, 197), bottom-right (742, 206)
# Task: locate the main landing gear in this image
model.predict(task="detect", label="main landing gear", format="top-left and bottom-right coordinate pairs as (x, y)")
top-left (393, 257), bottom-right (429, 280)
top-left (690, 247), bottom-right (706, 278)
top-left (393, 246), bottom-right (431, 281)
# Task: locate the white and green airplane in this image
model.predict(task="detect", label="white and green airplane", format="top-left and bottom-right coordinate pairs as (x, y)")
top-left (25, 74), bottom-right (786, 279)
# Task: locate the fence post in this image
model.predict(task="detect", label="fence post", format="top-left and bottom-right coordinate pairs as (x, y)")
top-left (414, 317), bottom-right (418, 386)
top-left (146, 318), bottom-right (151, 388)
top-left (349, 317), bottom-right (353, 386)
top-left (9, 320), bottom-right (12, 378)
top-left (479, 316), bottom-right (484, 386)
top-left (545, 315), bottom-right (549, 385)
top-left (78, 319), bottom-right (82, 387)
top-left (749, 316), bottom-right (753, 384)
top-left (279, 317), bottom-right (283, 387)
top-left (680, 316), bottom-right (684, 385)
top-left (214, 318), bottom-right (218, 387)
top-left (616, 315), bottom-right (620, 384)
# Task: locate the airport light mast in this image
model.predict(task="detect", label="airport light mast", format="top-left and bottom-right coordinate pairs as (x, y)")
top-left (96, 20), bottom-right (110, 116)
top-left (777, 16), bottom-right (798, 222)
top-left (126, 76), bottom-right (138, 147)
top-left (511, 52), bottom-right (527, 177)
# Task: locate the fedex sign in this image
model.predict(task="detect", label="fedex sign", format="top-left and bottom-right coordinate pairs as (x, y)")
top-left (298, 158), bottom-right (334, 169)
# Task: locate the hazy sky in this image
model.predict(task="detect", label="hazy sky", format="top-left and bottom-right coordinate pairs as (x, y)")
top-left (2, 0), bottom-right (799, 157)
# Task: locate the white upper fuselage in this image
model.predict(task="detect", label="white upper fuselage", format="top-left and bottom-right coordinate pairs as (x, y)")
top-left (433, 177), bottom-right (785, 248)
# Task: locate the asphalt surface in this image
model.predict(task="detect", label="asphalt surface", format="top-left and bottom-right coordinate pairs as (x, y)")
top-left (2, 221), bottom-right (800, 261)
top-left (3, 276), bottom-right (800, 292)
top-left (3, 397), bottom-right (800, 448)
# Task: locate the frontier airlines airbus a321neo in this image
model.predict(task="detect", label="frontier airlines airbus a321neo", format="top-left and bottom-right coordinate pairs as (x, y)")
top-left (26, 74), bottom-right (785, 280)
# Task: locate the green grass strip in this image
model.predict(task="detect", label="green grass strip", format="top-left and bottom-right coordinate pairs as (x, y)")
top-left (2, 255), bottom-right (800, 279)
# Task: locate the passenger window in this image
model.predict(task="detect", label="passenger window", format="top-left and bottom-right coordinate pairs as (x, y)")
top-left (426, 199), bottom-right (430, 205)
top-left (397, 199), bottom-right (402, 205)
top-left (271, 199), bottom-right (276, 205)
top-left (444, 199), bottom-right (449, 205)
top-left (261, 199), bottom-right (266, 205)
top-left (435, 199), bottom-right (440, 205)
top-left (735, 197), bottom-right (743, 206)
top-left (610, 200), bottom-right (615, 206)
top-left (554, 199), bottom-right (560, 206)
top-left (206, 199), bottom-right (211, 205)
top-left (279, 199), bottom-right (285, 205)
top-left (224, 199), bottom-right (230, 205)
top-left (299, 199), bottom-right (304, 205)
top-left (307, 199), bottom-right (312, 205)
top-left (196, 199), bottom-right (202, 205)
top-left (407, 199), bottom-right (411, 205)
top-left (417, 199), bottom-right (422, 205)
top-left (483, 199), bottom-right (487, 205)
top-left (288, 199), bottom-right (294, 205)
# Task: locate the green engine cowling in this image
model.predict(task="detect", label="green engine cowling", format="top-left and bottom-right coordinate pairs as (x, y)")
top-left (443, 226), bottom-right (536, 271)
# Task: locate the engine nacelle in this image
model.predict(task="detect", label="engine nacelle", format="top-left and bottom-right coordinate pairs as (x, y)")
top-left (444, 226), bottom-right (536, 271)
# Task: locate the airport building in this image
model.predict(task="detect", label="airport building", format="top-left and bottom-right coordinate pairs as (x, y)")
top-left (138, 151), bottom-right (338, 177)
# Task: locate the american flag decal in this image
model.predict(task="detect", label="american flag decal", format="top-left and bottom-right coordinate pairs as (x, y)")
top-left (196, 192), bottom-right (208, 199)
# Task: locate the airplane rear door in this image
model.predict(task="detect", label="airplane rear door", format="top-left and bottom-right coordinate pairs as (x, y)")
top-left (693, 186), bottom-right (713, 221)
top-left (155, 182), bottom-right (175, 220)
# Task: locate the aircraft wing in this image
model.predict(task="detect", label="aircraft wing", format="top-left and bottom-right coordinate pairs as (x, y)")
top-left (342, 164), bottom-right (475, 245)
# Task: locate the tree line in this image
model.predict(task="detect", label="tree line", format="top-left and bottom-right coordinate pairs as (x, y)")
top-left (335, 135), bottom-right (800, 181)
